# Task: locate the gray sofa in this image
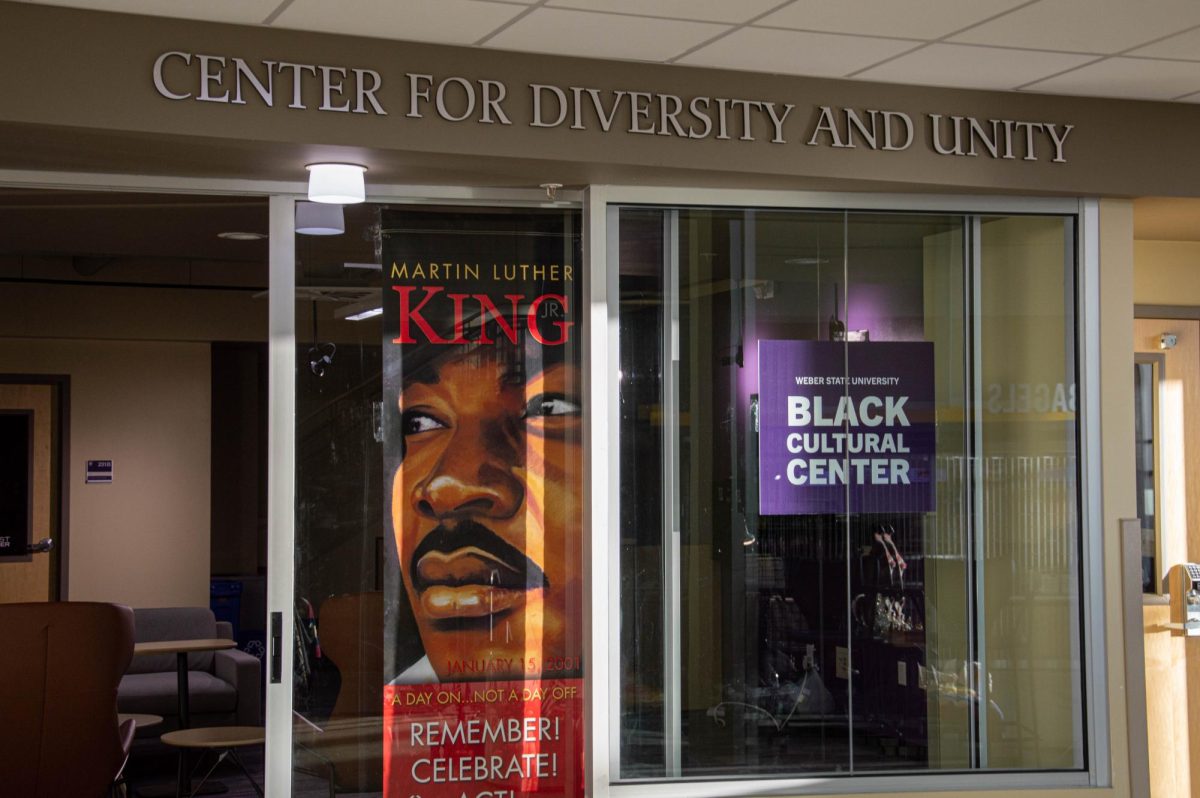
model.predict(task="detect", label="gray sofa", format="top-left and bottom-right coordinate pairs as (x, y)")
top-left (117, 607), bottom-right (262, 732)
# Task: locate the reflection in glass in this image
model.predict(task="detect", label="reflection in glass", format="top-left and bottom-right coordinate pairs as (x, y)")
top-left (292, 203), bottom-right (390, 795)
top-left (976, 215), bottom-right (1081, 770)
top-left (1134, 358), bottom-right (1160, 594)
top-left (617, 207), bottom-right (1084, 780)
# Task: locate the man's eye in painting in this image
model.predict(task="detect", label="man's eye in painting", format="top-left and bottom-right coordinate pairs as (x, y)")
top-left (523, 393), bottom-right (581, 419)
top-left (401, 410), bottom-right (447, 436)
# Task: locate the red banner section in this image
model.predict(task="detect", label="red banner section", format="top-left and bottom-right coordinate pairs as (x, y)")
top-left (385, 678), bottom-right (584, 798)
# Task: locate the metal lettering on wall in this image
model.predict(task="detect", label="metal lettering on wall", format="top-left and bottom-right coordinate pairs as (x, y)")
top-left (151, 52), bottom-right (1074, 163)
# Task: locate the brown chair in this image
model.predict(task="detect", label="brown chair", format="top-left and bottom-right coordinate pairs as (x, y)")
top-left (0, 601), bottom-right (136, 798)
top-left (293, 591), bottom-right (383, 795)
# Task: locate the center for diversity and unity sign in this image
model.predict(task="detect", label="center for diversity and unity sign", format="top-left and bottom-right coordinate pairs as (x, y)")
top-left (758, 340), bottom-right (935, 516)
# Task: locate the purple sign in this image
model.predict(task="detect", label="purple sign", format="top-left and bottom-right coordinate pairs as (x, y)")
top-left (758, 340), bottom-right (935, 515)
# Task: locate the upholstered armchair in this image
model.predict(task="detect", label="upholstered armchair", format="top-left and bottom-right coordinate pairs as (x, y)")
top-left (118, 606), bottom-right (262, 731)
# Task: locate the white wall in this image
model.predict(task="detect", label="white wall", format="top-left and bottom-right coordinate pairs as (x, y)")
top-left (0, 337), bottom-right (212, 607)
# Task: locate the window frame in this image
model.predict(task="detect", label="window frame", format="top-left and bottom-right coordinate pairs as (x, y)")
top-left (583, 187), bottom-right (1106, 797)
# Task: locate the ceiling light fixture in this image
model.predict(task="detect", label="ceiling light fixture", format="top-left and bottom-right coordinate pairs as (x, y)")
top-left (345, 307), bottom-right (383, 322)
top-left (217, 231), bottom-right (267, 241)
top-left (307, 163), bottom-right (366, 204)
top-left (335, 298), bottom-right (384, 321)
top-left (295, 201), bottom-right (345, 235)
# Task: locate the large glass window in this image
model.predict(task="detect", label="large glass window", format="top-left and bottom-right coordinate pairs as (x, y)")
top-left (616, 207), bottom-right (1083, 780)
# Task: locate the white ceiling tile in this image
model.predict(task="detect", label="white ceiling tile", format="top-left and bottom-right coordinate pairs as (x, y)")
top-left (1127, 26), bottom-right (1200, 60)
top-left (950, 0), bottom-right (1200, 54)
top-left (757, 0), bottom-right (1029, 40)
top-left (274, 0), bottom-right (525, 45)
top-left (485, 8), bottom-right (729, 62)
top-left (1024, 57), bottom-right (1200, 100)
top-left (856, 43), bottom-right (1096, 91)
top-left (545, 0), bottom-right (787, 24)
top-left (676, 28), bottom-right (916, 77)
top-left (8, 0), bottom-right (280, 25)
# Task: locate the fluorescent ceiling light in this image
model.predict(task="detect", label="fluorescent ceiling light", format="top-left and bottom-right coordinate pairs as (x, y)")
top-left (344, 262), bottom-right (383, 270)
top-left (295, 201), bottom-right (345, 235)
top-left (345, 307), bottom-right (383, 321)
top-left (217, 231), bottom-right (267, 241)
top-left (307, 163), bottom-right (366, 205)
top-left (335, 298), bottom-right (383, 321)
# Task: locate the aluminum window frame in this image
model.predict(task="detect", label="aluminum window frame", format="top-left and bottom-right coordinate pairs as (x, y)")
top-left (584, 186), bottom-right (1105, 798)
top-left (0, 170), bottom-right (585, 798)
top-left (0, 169), bottom-right (1107, 797)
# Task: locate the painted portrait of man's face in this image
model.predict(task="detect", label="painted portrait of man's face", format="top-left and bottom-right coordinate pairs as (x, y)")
top-left (390, 349), bottom-right (583, 682)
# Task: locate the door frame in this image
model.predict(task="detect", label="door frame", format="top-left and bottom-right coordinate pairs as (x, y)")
top-left (0, 168), bottom-right (583, 797)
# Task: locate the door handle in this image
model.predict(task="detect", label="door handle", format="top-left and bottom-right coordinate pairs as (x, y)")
top-left (27, 538), bottom-right (53, 554)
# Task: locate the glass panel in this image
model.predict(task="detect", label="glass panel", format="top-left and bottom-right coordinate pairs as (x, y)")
top-left (379, 207), bottom-right (586, 798)
top-left (617, 206), bottom-right (1084, 781)
top-left (292, 202), bottom-right (387, 796)
top-left (843, 213), bottom-right (968, 772)
top-left (293, 204), bottom-right (585, 798)
top-left (617, 207), bottom-right (667, 775)
top-left (977, 215), bottom-right (1083, 770)
top-left (1133, 358), bottom-right (1159, 594)
top-left (620, 207), bottom-right (855, 778)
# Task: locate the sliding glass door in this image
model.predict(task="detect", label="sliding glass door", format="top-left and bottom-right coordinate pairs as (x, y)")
top-left (612, 205), bottom-right (1083, 780)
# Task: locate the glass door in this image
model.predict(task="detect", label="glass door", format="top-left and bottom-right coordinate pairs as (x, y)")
top-left (284, 201), bottom-right (586, 798)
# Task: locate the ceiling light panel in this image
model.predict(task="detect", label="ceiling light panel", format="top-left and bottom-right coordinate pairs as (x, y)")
top-left (757, 0), bottom-right (1030, 41)
top-left (949, 0), bottom-right (1200, 55)
top-left (545, 0), bottom-right (787, 25)
top-left (273, 0), bottom-right (527, 45)
top-left (677, 28), bottom-right (915, 77)
top-left (855, 43), bottom-right (1096, 91)
top-left (485, 7), bottom-right (729, 61)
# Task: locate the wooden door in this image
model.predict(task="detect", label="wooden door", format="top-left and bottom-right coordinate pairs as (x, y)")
top-left (0, 383), bottom-right (56, 603)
